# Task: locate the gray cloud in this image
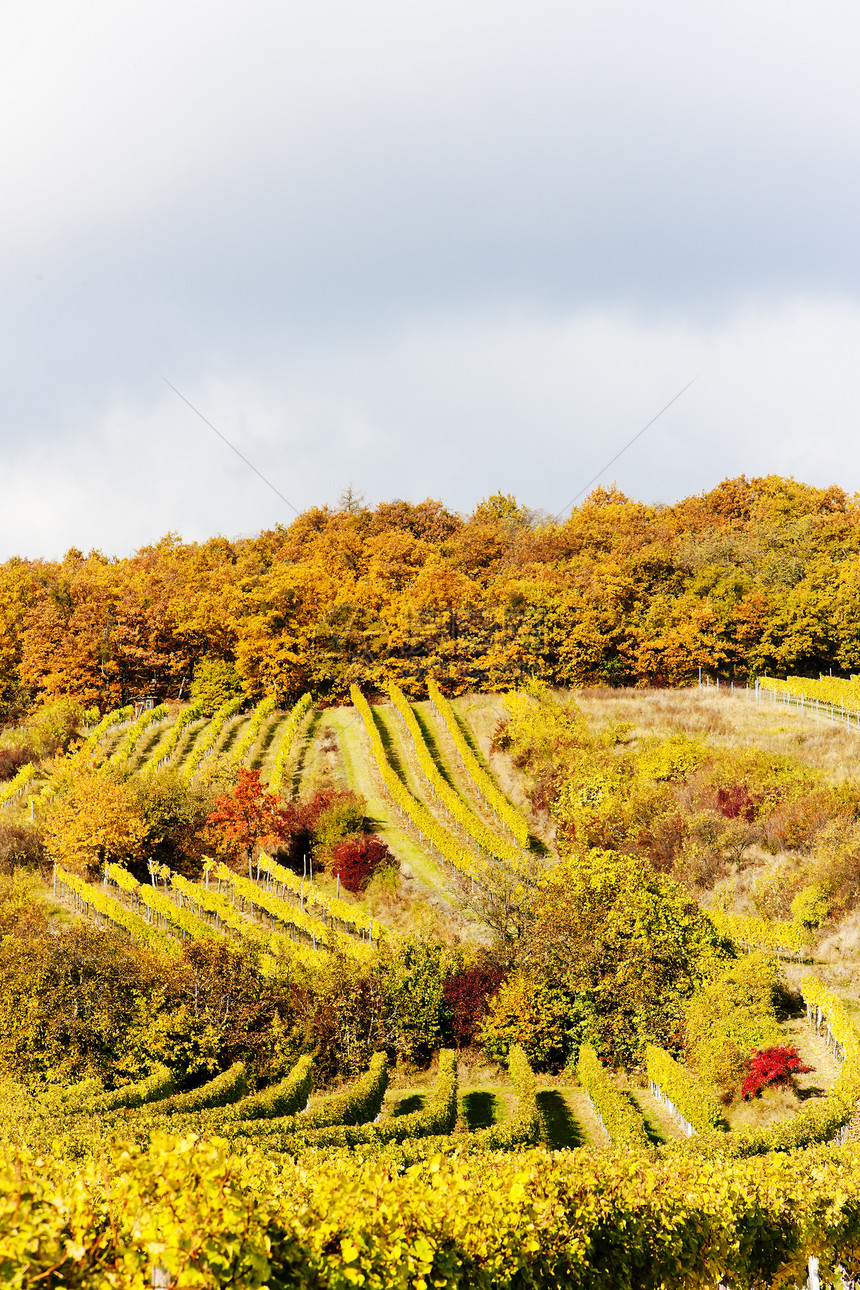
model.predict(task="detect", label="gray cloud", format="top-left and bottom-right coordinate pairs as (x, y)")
top-left (3, 1), bottom-right (860, 556)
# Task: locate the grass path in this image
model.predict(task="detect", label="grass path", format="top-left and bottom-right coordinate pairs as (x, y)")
top-left (127, 714), bottom-right (174, 772)
top-left (170, 717), bottom-right (209, 772)
top-left (247, 712), bottom-right (283, 772)
top-left (98, 723), bottom-right (133, 760)
top-left (562, 1088), bottom-right (608, 1150)
top-left (460, 1088), bottom-right (509, 1131)
top-left (536, 1088), bottom-right (588, 1149)
top-left (629, 1084), bottom-right (687, 1144)
top-left (209, 714), bottom-right (247, 761)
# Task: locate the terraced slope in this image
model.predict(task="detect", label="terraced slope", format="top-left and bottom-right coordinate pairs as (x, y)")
top-left (323, 704), bottom-right (475, 922)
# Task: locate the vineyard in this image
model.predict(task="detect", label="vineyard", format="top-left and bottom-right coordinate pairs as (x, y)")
top-left (5, 677), bottom-right (860, 1286)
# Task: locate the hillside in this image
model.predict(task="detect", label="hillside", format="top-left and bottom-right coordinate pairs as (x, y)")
top-left (5, 663), bottom-right (860, 1281)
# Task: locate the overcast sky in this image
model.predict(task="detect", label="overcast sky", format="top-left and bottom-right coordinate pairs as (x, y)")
top-left (3, 1), bottom-right (860, 558)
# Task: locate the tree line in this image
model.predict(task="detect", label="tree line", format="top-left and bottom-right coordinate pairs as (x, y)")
top-left (2, 474), bottom-right (859, 717)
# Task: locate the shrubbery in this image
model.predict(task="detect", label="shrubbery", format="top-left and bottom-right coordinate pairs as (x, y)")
top-left (442, 962), bottom-right (506, 1046)
top-left (0, 745), bottom-right (34, 782)
top-left (330, 834), bottom-right (393, 892)
top-left (479, 973), bottom-right (571, 1070)
top-left (742, 1045), bottom-right (811, 1100)
top-left (189, 658), bottom-right (244, 716)
top-left (0, 823), bottom-right (45, 874)
top-left (685, 954), bottom-right (783, 1100)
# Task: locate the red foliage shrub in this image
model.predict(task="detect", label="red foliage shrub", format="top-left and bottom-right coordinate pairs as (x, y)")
top-left (329, 834), bottom-right (393, 892)
top-left (0, 745), bottom-right (35, 782)
top-left (278, 789), bottom-right (363, 869)
top-left (716, 784), bottom-right (759, 822)
top-left (741, 1045), bottom-right (812, 1100)
top-left (763, 789), bottom-right (852, 854)
top-left (637, 813), bottom-right (688, 873)
top-left (442, 964), bottom-right (507, 1046)
top-left (0, 822), bottom-right (46, 873)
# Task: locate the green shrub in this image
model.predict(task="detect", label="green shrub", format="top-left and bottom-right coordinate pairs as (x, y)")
top-left (685, 954), bottom-right (782, 1100)
top-left (636, 733), bottom-right (707, 783)
top-left (479, 973), bottom-right (571, 1070)
top-left (311, 794), bottom-right (366, 864)
top-left (27, 698), bottom-right (83, 757)
top-left (190, 659), bottom-right (244, 717)
top-left (791, 883), bottom-right (830, 930)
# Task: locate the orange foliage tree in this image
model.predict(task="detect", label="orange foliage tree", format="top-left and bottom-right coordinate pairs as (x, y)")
top-left (205, 769), bottom-right (291, 869)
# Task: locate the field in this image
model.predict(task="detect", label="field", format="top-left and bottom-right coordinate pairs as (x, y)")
top-left (4, 677), bottom-right (860, 1286)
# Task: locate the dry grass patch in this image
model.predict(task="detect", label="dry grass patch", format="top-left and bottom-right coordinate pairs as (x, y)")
top-left (574, 686), bottom-right (860, 783)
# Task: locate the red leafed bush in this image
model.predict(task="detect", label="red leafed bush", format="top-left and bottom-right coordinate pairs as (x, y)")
top-left (330, 834), bottom-right (393, 892)
top-left (741, 1045), bottom-right (812, 1100)
top-left (0, 745), bottom-right (35, 782)
top-left (443, 965), bottom-right (507, 1045)
top-left (716, 784), bottom-right (759, 822)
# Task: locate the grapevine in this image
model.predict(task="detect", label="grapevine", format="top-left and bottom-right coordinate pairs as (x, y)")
top-left (0, 761), bottom-right (37, 805)
top-left (108, 703), bottom-right (169, 767)
top-left (428, 677), bottom-right (532, 847)
top-left (709, 909), bottom-right (804, 958)
top-left (180, 695), bottom-right (246, 783)
top-left (351, 685), bottom-right (492, 891)
top-left (644, 1045), bottom-right (725, 1135)
top-left (226, 695), bottom-right (278, 769)
top-left (389, 679), bottom-right (534, 880)
top-left (55, 866), bottom-right (179, 956)
top-left (256, 850), bottom-right (382, 941)
top-left (293, 1049), bottom-right (458, 1149)
top-left (83, 703), bottom-right (134, 753)
top-left (173, 868), bottom-right (328, 975)
top-left (235, 1052), bottom-right (389, 1146)
top-left (11, 1131), bottom-right (860, 1287)
top-left (103, 862), bottom-right (220, 942)
top-left (214, 864), bottom-right (374, 960)
top-left (577, 1043), bottom-right (651, 1150)
top-left (759, 675), bottom-right (860, 729)
top-left (268, 693), bottom-right (313, 794)
top-left (142, 699), bottom-right (206, 775)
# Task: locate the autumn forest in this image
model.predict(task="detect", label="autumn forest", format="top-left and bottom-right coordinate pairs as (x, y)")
top-left (1, 474), bottom-right (856, 720)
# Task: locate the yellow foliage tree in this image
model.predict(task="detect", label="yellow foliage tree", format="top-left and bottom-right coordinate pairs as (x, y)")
top-left (43, 761), bottom-right (147, 876)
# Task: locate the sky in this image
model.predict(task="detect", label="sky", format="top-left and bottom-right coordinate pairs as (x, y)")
top-left (4, 0), bottom-right (860, 559)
